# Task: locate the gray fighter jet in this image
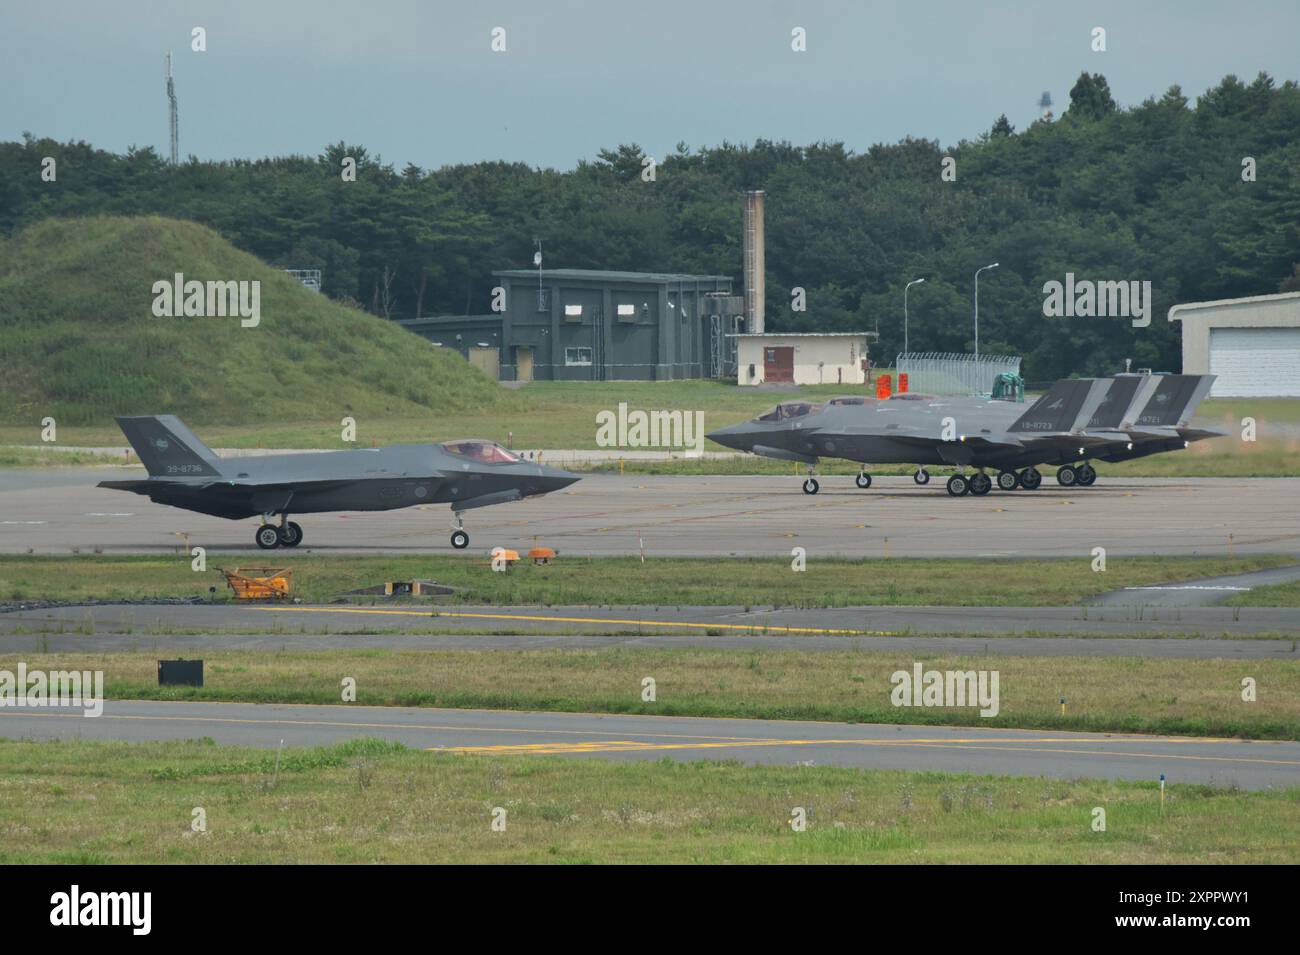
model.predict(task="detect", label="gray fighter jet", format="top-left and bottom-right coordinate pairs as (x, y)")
top-left (98, 415), bottom-right (579, 549)
top-left (707, 375), bottom-right (1221, 497)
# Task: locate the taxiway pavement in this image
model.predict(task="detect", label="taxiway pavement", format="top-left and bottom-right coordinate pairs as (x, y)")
top-left (2, 700), bottom-right (1295, 790)
top-left (2, 471), bottom-right (1296, 558)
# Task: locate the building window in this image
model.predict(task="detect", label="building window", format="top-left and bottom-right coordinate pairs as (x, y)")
top-left (564, 303), bottom-right (583, 323)
top-left (565, 347), bottom-right (593, 366)
top-left (536, 288), bottom-right (551, 312)
top-left (616, 303), bottom-right (637, 324)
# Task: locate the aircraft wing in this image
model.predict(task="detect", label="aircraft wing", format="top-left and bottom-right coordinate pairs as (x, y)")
top-left (97, 478), bottom-right (360, 493)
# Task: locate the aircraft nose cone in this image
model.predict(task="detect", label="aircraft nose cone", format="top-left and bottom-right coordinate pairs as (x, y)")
top-left (706, 423), bottom-right (747, 451)
top-left (539, 466), bottom-right (581, 493)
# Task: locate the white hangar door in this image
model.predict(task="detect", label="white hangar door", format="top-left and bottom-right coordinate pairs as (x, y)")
top-left (1208, 327), bottom-right (1300, 396)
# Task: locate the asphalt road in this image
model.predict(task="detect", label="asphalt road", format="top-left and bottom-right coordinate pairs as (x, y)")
top-left (3, 470), bottom-right (1297, 558)
top-left (1089, 564), bottom-right (1300, 607)
top-left (1, 602), bottom-right (1295, 646)
top-left (2, 630), bottom-right (1292, 658)
top-left (3, 700), bottom-right (1295, 790)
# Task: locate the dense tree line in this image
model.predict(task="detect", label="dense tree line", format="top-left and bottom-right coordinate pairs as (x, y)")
top-left (2, 71), bottom-right (1297, 379)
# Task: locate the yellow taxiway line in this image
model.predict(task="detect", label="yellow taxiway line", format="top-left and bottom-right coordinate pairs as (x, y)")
top-left (250, 605), bottom-right (895, 636)
top-left (441, 738), bottom-right (1300, 766)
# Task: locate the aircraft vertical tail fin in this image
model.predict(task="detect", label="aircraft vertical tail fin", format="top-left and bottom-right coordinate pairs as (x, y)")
top-left (1087, 376), bottom-right (1150, 430)
top-left (1133, 375), bottom-right (1216, 428)
top-left (115, 415), bottom-right (223, 478)
top-left (1009, 379), bottom-right (1107, 434)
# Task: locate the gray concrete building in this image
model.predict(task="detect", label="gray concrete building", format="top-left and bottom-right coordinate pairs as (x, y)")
top-left (401, 269), bottom-right (737, 382)
top-left (1168, 291), bottom-right (1300, 396)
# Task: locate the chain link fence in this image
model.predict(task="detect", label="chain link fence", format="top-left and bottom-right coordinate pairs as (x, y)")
top-left (894, 352), bottom-right (1022, 395)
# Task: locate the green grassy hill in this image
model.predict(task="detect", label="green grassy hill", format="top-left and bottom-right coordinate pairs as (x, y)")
top-left (0, 216), bottom-right (524, 427)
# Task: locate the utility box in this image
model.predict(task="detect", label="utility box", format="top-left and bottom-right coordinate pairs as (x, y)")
top-left (158, 659), bottom-right (204, 687)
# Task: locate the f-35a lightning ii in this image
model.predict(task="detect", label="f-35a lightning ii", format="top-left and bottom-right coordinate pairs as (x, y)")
top-left (706, 375), bottom-right (1221, 497)
top-left (98, 416), bottom-right (579, 549)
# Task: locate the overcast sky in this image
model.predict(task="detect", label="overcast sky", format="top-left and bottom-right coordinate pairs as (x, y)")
top-left (4, 1), bottom-right (1297, 170)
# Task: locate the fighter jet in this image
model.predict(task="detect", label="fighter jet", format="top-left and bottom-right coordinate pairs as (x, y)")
top-left (706, 375), bottom-right (1221, 497)
top-left (98, 415), bottom-right (579, 549)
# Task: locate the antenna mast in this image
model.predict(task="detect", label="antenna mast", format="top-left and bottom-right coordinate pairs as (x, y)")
top-left (166, 52), bottom-right (178, 164)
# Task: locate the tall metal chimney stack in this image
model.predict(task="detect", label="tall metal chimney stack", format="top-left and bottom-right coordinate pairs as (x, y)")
top-left (165, 52), bottom-right (178, 165)
top-left (742, 190), bottom-right (765, 335)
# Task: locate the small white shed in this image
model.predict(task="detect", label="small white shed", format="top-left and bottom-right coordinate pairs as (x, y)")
top-left (733, 332), bottom-right (875, 386)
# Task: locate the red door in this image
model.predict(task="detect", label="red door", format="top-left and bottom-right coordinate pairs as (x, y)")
top-left (764, 347), bottom-right (794, 383)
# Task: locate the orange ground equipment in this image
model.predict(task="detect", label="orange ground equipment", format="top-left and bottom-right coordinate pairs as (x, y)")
top-left (876, 373), bottom-right (893, 399)
top-left (220, 566), bottom-right (293, 601)
top-left (528, 546), bottom-right (557, 565)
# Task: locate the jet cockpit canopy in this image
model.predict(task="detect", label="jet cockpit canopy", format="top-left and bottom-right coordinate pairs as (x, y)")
top-left (441, 440), bottom-right (520, 464)
top-left (755, 402), bottom-right (825, 422)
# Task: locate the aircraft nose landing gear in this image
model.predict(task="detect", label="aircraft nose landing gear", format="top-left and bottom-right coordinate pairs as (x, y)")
top-left (855, 471), bottom-right (872, 490)
top-left (802, 464), bottom-right (820, 495)
top-left (914, 468), bottom-right (930, 485)
top-left (450, 511), bottom-right (470, 549)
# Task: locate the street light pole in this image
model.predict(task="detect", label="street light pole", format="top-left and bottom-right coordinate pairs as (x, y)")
top-left (973, 263), bottom-right (999, 360)
top-left (904, 278), bottom-right (925, 358)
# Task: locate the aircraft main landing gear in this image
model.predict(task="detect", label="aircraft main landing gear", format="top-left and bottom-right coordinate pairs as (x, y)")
top-left (1018, 467), bottom-right (1042, 490)
top-left (1056, 464), bottom-right (1078, 487)
top-left (1076, 463), bottom-right (1097, 486)
top-left (255, 514), bottom-right (303, 549)
top-left (996, 470), bottom-right (1018, 491)
top-left (968, 471), bottom-right (992, 496)
top-left (255, 524), bottom-right (281, 550)
top-left (946, 474), bottom-right (969, 496)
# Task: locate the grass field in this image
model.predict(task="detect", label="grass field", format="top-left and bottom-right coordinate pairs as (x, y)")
top-left (1228, 581), bottom-right (1300, 608)
top-left (0, 737), bottom-right (1293, 863)
top-left (4, 649), bottom-right (1296, 739)
top-left (0, 379), bottom-right (845, 451)
top-left (1, 554), bottom-right (1294, 608)
top-left (0, 216), bottom-right (523, 429)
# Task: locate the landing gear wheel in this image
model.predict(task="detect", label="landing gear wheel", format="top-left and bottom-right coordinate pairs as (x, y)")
top-left (450, 529), bottom-right (470, 549)
top-left (969, 472), bottom-right (992, 496)
top-left (996, 470), bottom-right (1018, 491)
top-left (946, 474), bottom-right (970, 497)
top-left (1076, 463), bottom-right (1097, 486)
top-left (1018, 467), bottom-right (1042, 490)
top-left (855, 472), bottom-right (872, 490)
top-left (278, 521), bottom-right (303, 547)
top-left (803, 478), bottom-right (820, 495)
top-left (914, 468), bottom-right (930, 486)
top-left (255, 524), bottom-right (281, 550)
top-left (1056, 465), bottom-right (1078, 487)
